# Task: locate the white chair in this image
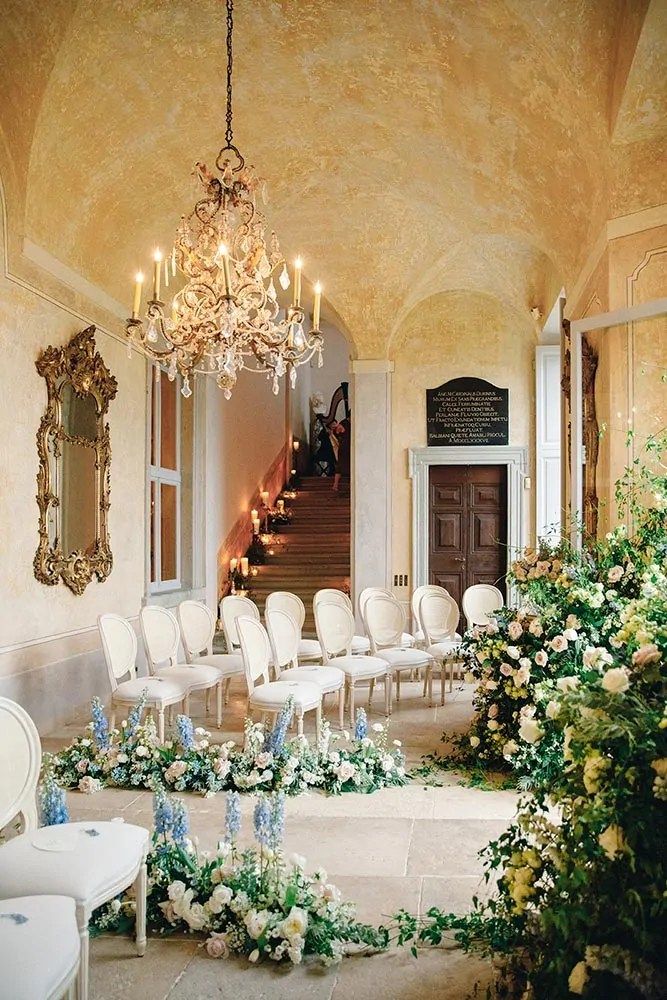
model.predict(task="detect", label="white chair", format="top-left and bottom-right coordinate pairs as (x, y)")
top-left (266, 609), bottom-right (346, 729)
top-left (220, 594), bottom-right (261, 653)
top-left (462, 584), bottom-right (504, 629)
top-left (410, 585), bottom-right (462, 646)
top-left (418, 591), bottom-right (464, 704)
top-left (236, 617), bottom-right (322, 740)
top-left (265, 592), bottom-right (322, 663)
top-left (358, 587), bottom-right (415, 647)
top-left (0, 894), bottom-right (80, 1000)
top-left (98, 614), bottom-right (189, 743)
top-left (314, 601), bottom-right (392, 725)
top-left (178, 600), bottom-right (245, 710)
top-left (140, 605), bottom-right (225, 728)
top-left (363, 593), bottom-right (433, 703)
top-left (313, 589), bottom-right (370, 654)
top-left (0, 697), bottom-right (148, 1000)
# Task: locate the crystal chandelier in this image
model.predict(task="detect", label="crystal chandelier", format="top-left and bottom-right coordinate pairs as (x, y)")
top-left (125, 0), bottom-right (324, 398)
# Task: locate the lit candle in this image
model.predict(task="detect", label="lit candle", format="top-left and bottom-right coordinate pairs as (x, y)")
top-left (171, 298), bottom-right (178, 325)
top-left (171, 247), bottom-right (177, 276)
top-left (250, 508), bottom-right (258, 521)
top-left (312, 281), bottom-right (322, 329)
top-left (219, 243), bottom-right (232, 296)
top-left (293, 440), bottom-right (300, 452)
top-left (260, 490), bottom-right (269, 505)
top-left (277, 499), bottom-right (285, 513)
top-left (153, 249), bottom-right (162, 301)
top-left (292, 257), bottom-right (302, 308)
top-left (240, 557), bottom-right (249, 576)
top-left (291, 468), bottom-right (296, 477)
top-left (252, 517), bottom-right (261, 534)
top-left (229, 557), bottom-right (237, 573)
top-left (132, 271), bottom-right (144, 319)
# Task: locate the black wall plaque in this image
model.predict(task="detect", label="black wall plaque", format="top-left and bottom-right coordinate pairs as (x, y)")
top-left (426, 377), bottom-right (509, 446)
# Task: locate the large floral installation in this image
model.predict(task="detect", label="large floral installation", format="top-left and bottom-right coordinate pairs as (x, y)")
top-left (50, 699), bottom-right (406, 798)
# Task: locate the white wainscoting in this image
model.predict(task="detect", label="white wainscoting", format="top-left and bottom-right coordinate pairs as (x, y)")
top-left (535, 345), bottom-right (562, 540)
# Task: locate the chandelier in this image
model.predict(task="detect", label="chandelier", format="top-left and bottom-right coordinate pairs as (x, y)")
top-left (125, 0), bottom-right (324, 398)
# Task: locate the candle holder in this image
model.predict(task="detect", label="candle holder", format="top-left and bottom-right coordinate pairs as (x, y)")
top-left (246, 534), bottom-right (267, 566)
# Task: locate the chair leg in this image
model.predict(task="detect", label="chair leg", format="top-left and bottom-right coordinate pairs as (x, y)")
top-left (396, 671), bottom-right (401, 702)
top-left (157, 708), bottom-right (165, 744)
top-left (224, 677), bottom-right (232, 705)
top-left (368, 677), bottom-right (375, 707)
top-left (315, 702), bottom-right (322, 744)
top-left (216, 682), bottom-right (223, 729)
top-left (338, 685), bottom-right (345, 729)
top-left (75, 908), bottom-right (89, 1000)
top-left (385, 675), bottom-right (391, 716)
top-left (184, 693), bottom-right (191, 715)
top-left (422, 668), bottom-right (429, 698)
top-left (441, 669), bottom-right (446, 706)
top-left (349, 683), bottom-right (355, 729)
top-left (296, 709), bottom-right (304, 737)
top-left (205, 688), bottom-right (211, 714)
top-left (135, 856), bottom-right (147, 957)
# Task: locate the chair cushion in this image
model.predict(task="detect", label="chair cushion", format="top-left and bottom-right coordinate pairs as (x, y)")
top-left (194, 653), bottom-right (245, 677)
top-left (250, 680), bottom-right (321, 711)
top-left (114, 676), bottom-right (186, 704)
top-left (155, 663), bottom-right (222, 688)
top-left (328, 655), bottom-right (390, 680)
top-left (0, 821), bottom-right (149, 906)
top-left (427, 640), bottom-right (463, 658)
top-left (351, 635), bottom-right (371, 654)
top-left (279, 666), bottom-right (344, 691)
top-left (0, 895), bottom-right (80, 1000)
top-left (376, 647), bottom-right (432, 669)
top-left (297, 638), bottom-right (322, 660)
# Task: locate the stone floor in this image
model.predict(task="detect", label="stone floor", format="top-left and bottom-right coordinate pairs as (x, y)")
top-left (44, 679), bottom-right (518, 1000)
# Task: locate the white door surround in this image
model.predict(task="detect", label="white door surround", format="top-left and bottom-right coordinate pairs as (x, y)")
top-left (408, 445), bottom-right (528, 594)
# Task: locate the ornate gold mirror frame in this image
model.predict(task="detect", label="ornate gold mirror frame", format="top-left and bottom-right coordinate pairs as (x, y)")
top-left (34, 326), bottom-right (118, 595)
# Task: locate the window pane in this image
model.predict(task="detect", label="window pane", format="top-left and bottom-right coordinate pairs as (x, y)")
top-left (160, 482), bottom-right (178, 581)
top-left (151, 368), bottom-right (159, 467)
top-left (150, 480), bottom-right (157, 583)
top-left (160, 370), bottom-right (177, 471)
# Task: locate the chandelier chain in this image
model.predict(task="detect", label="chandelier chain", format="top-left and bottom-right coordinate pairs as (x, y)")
top-left (225, 0), bottom-right (234, 147)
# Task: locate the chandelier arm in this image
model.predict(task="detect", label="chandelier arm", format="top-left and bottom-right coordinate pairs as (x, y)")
top-left (225, 0), bottom-right (234, 148)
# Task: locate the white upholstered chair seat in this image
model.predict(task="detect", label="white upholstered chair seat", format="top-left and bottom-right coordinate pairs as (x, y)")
top-left (414, 628), bottom-right (461, 644)
top-left (427, 639), bottom-right (462, 658)
top-left (154, 662), bottom-right (222, 689)
top-left (278, 665), bottom-right (345, 691)
top-left (329, 654), bottom-right (391, 679)
top-left (191, 652), bottom-right (245, 676)
top-left (0, 895), bottom-right (80, 1000)
top-left (114, 676), bottom-right (186, 704)
top-left (351, 634), bottom-right (371, 654)
top-left (297, 637), bottom-right (322, 661)
top-left (0, 822), bottom-right (149, 903)
top-left (376, 647), bottom-right (432, 669)
top-left (248, 679), bottom-right (321, 711)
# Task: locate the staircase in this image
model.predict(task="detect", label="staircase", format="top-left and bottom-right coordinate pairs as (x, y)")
top-left (250, 476), bottom-right (350, 634)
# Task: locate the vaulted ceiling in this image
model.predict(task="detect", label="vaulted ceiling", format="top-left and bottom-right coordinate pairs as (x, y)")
top-left (0, 0), bottom-right (664, 354)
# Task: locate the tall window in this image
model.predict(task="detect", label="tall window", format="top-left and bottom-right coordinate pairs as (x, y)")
top-left (150, 368), bottom-right (182, 590)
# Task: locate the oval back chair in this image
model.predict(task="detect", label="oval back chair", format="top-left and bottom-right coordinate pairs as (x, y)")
top-left (462, 584), bottom-right (504, 629)
top-left (220, 595), bottom-right (260, 651)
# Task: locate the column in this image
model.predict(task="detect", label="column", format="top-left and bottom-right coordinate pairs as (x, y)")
top-left (350, 360), bottom-right (393, 623)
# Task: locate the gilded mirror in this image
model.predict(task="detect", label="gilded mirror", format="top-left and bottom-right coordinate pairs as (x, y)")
top-left (34, 326), bottom-right (118, 595)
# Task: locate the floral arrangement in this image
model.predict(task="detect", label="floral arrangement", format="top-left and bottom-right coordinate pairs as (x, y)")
top-left (93, 787), bottom-right (388, 966)
top-left (50, 699), bottom-right (406, 798)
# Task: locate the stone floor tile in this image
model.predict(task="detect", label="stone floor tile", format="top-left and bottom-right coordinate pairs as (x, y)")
top-left (326, 874), bottom-right (421, 925)
top-left (330, 948), bottom-right (492, 1000)
top-left (407, 819), bottom-right (509, 878)
top-left (166, 952), bottom-right (337, 1000)
top-left (89, 936), bottom-right (197, 1000)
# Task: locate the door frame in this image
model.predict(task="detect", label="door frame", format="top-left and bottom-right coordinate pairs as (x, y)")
top-left (408, 445), bottom-right (528, 603)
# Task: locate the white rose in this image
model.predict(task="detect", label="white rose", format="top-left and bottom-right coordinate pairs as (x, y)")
top-left (206, 884), bottom-right (233, 914)
top-left (469, 735), bottom-right (480, 748)
top-left (607, 565), bottom-right (624, 583)
top-left (506, 646), bottom-right (521, 660)
top-left (487, 719), bottom-right (499, 731)
top-left (550, 635), bottom-right (568, 653)
top-left (514, 665), bottom-right (530, 688)
top-left (185, 902), bottom-right (207, 930)
top-left (598, 824), bottom-right (627, 859)
top-left (485, 679), bottom-right (498, 690)
top-left (563, 628), bottom-right (578, 642)
top-left (135, 745), bottom-right (150, 758)
top-left (528, 619), bottom-right (543, 637)
top-left (568, 961), bottom-right (589, 995)
top-left (565, 615), bottom-right (580, 630)
top-left (371, 722), bottom-right (384, 732)
top-left (244, 908), bottom-right (270, 939)
top-left (508, 621), bottom-right (523, 640)
top-left (519, 718), bottom-right (543, 744)
top-left (500, 663), bottom-right (514, 676)
top-left (488, 704), bottom-right (498, 718)
top-left (502, 740), bottom-right (518, 758)
top-left (117, 753), bottom-right (129, 764)
top-left (556, 676), bottom-right (580, 693)
top-left (545, 700), bottom-right (560, 720)
top-left (601, 667), bottom-right (630, 694)
top-left (290, 854), bottom-right (306, 869)
top-left (534, 650), bottom-right (548, 667)
top-left (281, 906), bottom-right (309, 939)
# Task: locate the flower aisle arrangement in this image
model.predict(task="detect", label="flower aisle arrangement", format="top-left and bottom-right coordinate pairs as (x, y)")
top-left (50, 700), bottom-right (406, 798)
top-left (93, 787), bottom-right (388, 966)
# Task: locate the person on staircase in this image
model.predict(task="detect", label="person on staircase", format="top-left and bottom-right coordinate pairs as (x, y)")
top-left (332, 416), bottom-right (351, 493)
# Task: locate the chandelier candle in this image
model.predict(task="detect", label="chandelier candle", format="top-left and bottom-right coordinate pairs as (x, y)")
top-left (293, 257), bottom-right (302, 308)
top-left (240, 557), bottom-right (249, 576)
top-left (218, 243), bottom-right (233, 297)
top-left (152, 250), bottom-right (162, 301)
top-left (229, 557), bottom-right (237, 573)
top-left (132, 272), bottom-right (144, 320)
top-left (313, 281), bottom-right (322, 330)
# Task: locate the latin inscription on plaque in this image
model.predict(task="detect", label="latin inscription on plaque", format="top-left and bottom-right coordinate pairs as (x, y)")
top-left (426, 377), bottom-right (509, 446)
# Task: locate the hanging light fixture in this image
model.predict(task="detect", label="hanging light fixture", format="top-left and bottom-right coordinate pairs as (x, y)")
top-left (125, 0), bottom-right (324, 398)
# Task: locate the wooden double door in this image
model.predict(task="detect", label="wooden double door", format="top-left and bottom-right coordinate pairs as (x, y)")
top-left (428, 464), bottom-right (507, 614)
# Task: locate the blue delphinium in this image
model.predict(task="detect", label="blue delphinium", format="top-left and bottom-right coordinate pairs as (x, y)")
top-left (171, 798), bottom-right (190, 848)
top-left (266, 697), bottom-right (293, 755)
top-left (225, 791), bottom-right (242, 843)
top-left (253, 794), bottom-right (271, 848)
top-left (125, 692), bottom-right (147, 740)
top-left (354, 707), bottom-right (368, 741)
top-left (90, 697), bottom-right (110, 750)
top-left (269, 792), bottom-right (285, 850)
top-left (153, 787), bottom-right (174, 839)
top-left (39, 774), bottom-right (70, 826)
top-left (176, 714), bottom-right (196, 750)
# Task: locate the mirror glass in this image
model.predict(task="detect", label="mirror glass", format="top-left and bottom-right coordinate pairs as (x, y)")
top-left (61, 381), bottom-right (98, 440)
top-left (60, 438), bottom-right (97, 555)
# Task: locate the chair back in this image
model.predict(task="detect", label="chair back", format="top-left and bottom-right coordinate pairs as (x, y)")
top-left (358, 587), bottom-right (392, 627)
top-left (0, 697), bottom-right (41, 832)
top-left (265, 609), bottom-right (300, 675)
top-left (364, 593), bottom-right (405, 651)
top-left (418, 591), bottom-right (459, 643)
top-left (314, 601), bottom-right (354, 660)
top-left (220, 595), bottom-right (260, 650)
top-left (313, 588), bottom-right (352, 614)
top-left (237, 616), bottom-right (272, 693)
top-left (411, 585), bottom-right (447, 628)
top-left (98, 614), bottom-right (138, 690)
top-left (140, 605), bottom-right (181, 673)
top-left (178, 600), bottom-right (215, 661)
top-left (462, 584), bottom-right (504, 628)
top-left (266, 592), bottom-right (306, 634)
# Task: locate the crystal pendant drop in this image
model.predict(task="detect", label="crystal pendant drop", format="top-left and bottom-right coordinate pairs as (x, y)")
top-left (267, 278), bottom-right (277, 300)
top-left (317, 349), bottom-right (323, 368)
top-left (181, 375), bottom-right (192, 398)
top-left (223, 387), bottom-right (232, 400)
top-left (146, 318), bottom-right (159, 343)
top-left (289, 367), bottom-right (297, 388)
top-left (272, 376), bottom-right (280, 395)
top-left (168, 358), bottom-right (178, 381)
top-left (279, 264), bottom-right (290, 290)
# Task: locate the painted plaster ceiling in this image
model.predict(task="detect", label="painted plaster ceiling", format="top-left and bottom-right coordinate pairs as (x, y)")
top-left (0, 0), bottom-right (664, 354)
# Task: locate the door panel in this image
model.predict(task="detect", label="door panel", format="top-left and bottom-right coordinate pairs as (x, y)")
top-left (428, 464), bottom-right (507, 621)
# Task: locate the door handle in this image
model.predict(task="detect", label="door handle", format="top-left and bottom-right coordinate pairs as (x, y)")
top-left (453, 556), bottom-right (466, 563)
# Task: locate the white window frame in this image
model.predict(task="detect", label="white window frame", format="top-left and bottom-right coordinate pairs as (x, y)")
top-left (149, 365), bottom-right (182, 592)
